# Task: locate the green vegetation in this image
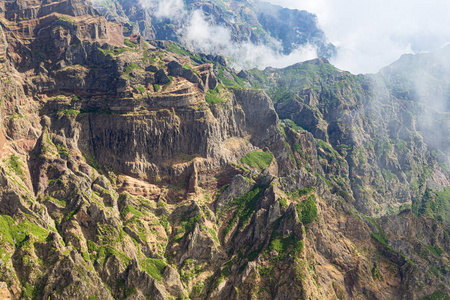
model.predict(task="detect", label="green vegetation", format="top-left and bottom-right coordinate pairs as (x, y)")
top-left (135, 85), bottom-right (145, 93)
top-left (183, 64), bottom-right (200, 77)
top-left (139, 258), bottom-right (166, 281)
top-left (315, 172), bottom-right (332, 188)
top-left (90, 244), bottom-right (131, 267)
top-left (124, 38), bottom-right (138, 48)
top-left (153, 84), bottom-right (160, 92)
top-left (216, 67), bottom-right (244, 87)
top-left (124, 63), bottom-right (141, 75)
top-left (83, 152), bottom-right (101, 171)
top-left (6, 154), bottom-right (24, 177)
top-left (240, 152), bottom-right (274, 171)
top-left (316, 139), bottom-right (340, 157)
top-left (247, 243), bottom-right (264, 261)
top-left (413, 187), bottom-right (450, 225)
top-left (162, 76), bottom-right (173, 91)
top-left (205, 84), bottom-right (226, 105)
top-left (181, 214), bottom-right (201, 236)
top-left (45, 196), bottom-right (66, 207)
top-left (419, 291), bottom-right (450, 300)
top-left (174, 210), bottom-right (202, 242)
top-left (268, 234), bottom-right (304, 262)
top-left (371, 262), bottom-right (383, 281)
top-left (0, 214), bottom-right (49, 248)
top-left (122, 205), bottom-right (143, 218)
top-left (278, 198), bottom-right (288, 208)
top-left (57, 16), bottom-right (78, 26)
top-left (288, 186), bottom-right (315, 199)
top-left (283, 119), bottom-right (304, 131)
top-left (295, 195), bottom-right (318, 224)
top-left (57, 109), bottom-right (80, 118)
top-left (64, 208), bottom-right (79, 222)
top-left (423, 243), bottom-right (444, 257)
top-left (166, 43), bottom-right (190, 57)
top-left (266, 218), bottom-right (304, 261)
top-left (223, 186), bottom-right (265, 236)
top-left (381, 169), bottom-right (398, 181)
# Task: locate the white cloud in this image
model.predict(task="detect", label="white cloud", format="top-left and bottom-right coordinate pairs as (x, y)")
top-left (139, 0), bottom-right (186, 20)
top-left (265, 0), bottom-right (450, 73)
top-left (181, 10), bottom-right (317, 70)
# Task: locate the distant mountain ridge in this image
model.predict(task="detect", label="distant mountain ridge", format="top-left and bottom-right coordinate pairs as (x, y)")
top-left (0, 0), bottom-right (449, 299)
top-left (92, 0), bottom-right (336, 59)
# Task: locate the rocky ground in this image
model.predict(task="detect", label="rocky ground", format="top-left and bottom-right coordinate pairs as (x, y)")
top-left (0, 0), bottom-right (449, 299)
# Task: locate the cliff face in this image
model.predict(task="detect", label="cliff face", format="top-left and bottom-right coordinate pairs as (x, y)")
top-left (92, 0), bottom-right (336, 59)
top-left (245, 58), bottom-right (450, 219)
top-left (0, 1), bottom-right (449, 300)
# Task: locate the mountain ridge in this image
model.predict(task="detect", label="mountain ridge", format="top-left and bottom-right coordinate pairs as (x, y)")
top-left (0, 0), bottom-right (449, 299)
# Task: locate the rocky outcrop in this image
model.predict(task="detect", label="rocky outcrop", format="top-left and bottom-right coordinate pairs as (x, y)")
top-left (245, 58), bottom-right (450, 218)
top-left (0, 1), bottom-right (449, 299)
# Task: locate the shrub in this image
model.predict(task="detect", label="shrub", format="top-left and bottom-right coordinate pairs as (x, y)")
top-left (296, 195), bottom-right (318, 224)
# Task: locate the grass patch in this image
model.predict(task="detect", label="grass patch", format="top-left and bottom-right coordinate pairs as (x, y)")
top-left (93, 245), bottom-right (131, 267)
top-left (205, 92), bottom-right (225, 105)
top-left (288, 186), bottom-right (315, 199)
top-left (57, 109), bottom-right (80, 118)
top-left (0, 214), bottom-right (49, 247)
top-left (295, 195), bottom-right (318, 224)
top-left (241, 152), bottom-right (274, 171)
top-left (122, 205), bottom-right (143, 218)
top-left (124, 63), bottom-right (141, 75)
top-left (420, 291), bottom-right (450, 300)
top-left (267, 218), bottom-right (304, 261)
top-left (135, 85), bottom-right (145, 93)
top-left (278, 198), bottom-right (288, 208)
top-left (6, 154), bottom-right (24, 177)
top-left (205, 84), bottom-right (227, 105)
top-left (98, 47), bottom-right (128, 56)
top-left (139, 258), bottom-right (166, 281)
top-left (124, 38), bottom-right (138, 48)
top-left (45, 196), bottom-right (66, 207)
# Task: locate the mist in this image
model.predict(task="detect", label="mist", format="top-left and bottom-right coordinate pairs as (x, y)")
top-left (138, 0), bottom-right (186, 20)
top-left (137, 0), bottom-right (319, 70)
top-left (265, 0), bottom-right (450, 74)
top-left (182, 10), bottom-right (317, 70)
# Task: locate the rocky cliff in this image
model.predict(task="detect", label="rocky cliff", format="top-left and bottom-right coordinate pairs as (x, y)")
top-left (0, 1), bottom-right (449, 299)
top-left (91, 0), bottom-right (336, 59)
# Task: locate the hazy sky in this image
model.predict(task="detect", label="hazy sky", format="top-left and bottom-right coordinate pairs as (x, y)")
top-left (266, 0), bottom-right (450, 73)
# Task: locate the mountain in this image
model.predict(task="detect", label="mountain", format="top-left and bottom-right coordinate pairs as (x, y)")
top-left (0, 0), bottom-right (449, 299)
top-left (91, 0), bottom-right (336, 59)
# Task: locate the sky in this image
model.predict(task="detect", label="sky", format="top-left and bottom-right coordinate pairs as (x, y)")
top-left (265, 0), bottom-right (450, 73)
top-left (134, 0), bottom-right (450, 74)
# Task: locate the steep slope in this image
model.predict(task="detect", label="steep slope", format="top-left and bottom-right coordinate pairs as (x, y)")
top-left (0, 1), bottom-right (449, 299)
top-left (91, 0), bottom-right (336, 59)
top-left (243, 58), bottom-right (450, 219)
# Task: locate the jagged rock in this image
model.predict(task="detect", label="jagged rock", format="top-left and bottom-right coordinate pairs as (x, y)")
top-left (154, 69), bottom-right (170, 85)
top-left (123, 259), bottom-right (168, 300)
top-left (162, 265), bottom-right (186, 298)
top-left (237, 70), bottom-right (249, 79)
top-left (215, 174), bottom-right (253, 210)
top-left (145, 65), bottom-right (158, 72)
top-left (0, 282), bottom-right (11, 300)
top-left (167, 60), bottom-right (199, 84)
top-left (0, 1), bottom-right (449, 299)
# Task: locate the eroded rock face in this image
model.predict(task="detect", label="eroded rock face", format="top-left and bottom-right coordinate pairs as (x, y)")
top-left (0, 1), bottom-right (449, 300)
